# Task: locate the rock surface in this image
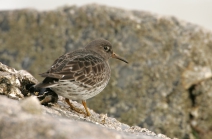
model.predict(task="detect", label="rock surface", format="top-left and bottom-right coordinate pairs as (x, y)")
top-left (1, 95), bottom-right (173, 139)
top-left (0, 96), bottom-right (170, 139)
top-left (1, 4), bottom-right (212, 139)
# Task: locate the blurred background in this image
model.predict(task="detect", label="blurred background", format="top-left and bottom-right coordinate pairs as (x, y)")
top-left (1, 1), bottom-right (212, 138)
top-left (0, 0), bottom-right (212, 30)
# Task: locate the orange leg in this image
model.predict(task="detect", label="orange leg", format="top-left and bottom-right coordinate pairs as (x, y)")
top-left (82, 100), bottom-right (90, 116)
top-left (65, 98), bottom-right (90, 116)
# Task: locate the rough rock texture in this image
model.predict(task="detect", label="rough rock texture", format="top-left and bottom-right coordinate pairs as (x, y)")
top-left (0, 63), bottom-right (170, 139)
top-left (0, 4), bottom-right (212, 139)
top-left (0, 62), bottom-right (38, 98)
top-left (0, 96), bottom-right (171, 139)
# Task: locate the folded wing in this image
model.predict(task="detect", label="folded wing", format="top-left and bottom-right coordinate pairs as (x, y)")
top-left (36, 51), bottom-right (108, 88)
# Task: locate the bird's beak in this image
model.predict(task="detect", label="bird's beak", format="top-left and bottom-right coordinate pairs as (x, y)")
top-left (111, 53), bottom-right (128, 63)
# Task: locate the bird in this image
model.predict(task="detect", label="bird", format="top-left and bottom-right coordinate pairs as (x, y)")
top-left (35, 38), bottom-right (128, 116)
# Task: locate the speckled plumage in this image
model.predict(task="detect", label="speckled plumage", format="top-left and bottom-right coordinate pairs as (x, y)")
top-left (35, 39), bottom-right (128, 116)
top-left (39, 49), bottom-right (111, 100)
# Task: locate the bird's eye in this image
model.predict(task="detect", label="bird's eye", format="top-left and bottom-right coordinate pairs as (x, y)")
top-left (104, 46), bottom-right (110, 52)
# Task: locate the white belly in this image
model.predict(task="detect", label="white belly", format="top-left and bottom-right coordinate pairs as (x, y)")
top-left (50, 75), bottom-right (110, 100)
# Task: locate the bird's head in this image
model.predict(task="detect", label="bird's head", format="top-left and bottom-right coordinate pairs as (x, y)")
top-left (85, 39), bottom-right (128, 63)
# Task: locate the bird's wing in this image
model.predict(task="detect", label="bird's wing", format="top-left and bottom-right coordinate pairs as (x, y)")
top-left (38, 52), bottom-right (108, 88)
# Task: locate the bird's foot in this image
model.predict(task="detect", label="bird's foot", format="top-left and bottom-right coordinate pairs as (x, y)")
top-left (65, 98), bottom-right (90, 116)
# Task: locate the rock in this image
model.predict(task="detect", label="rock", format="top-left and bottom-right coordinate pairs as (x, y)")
top-left (1, 4), bottom-right (212, 138)
top-left (0, 62), bottom-right (38, 99)
top-left (0, 95), bottom-right (170, 139)
top-left (182, 63), bottom-right (212, 89)
top-left (20, 96), bottom-right (43, 115)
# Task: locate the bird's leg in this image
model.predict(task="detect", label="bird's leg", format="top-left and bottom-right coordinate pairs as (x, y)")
top-left (82, 100), bottom-right (90, 116)
top-left (65, 98), bottom-right (88, 116)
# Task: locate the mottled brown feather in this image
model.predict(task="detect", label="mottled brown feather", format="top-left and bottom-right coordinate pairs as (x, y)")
top-left (38, 49), bottom-right (108, 88)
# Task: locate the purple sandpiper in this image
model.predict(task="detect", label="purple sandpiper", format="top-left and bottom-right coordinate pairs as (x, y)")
top-left (35, 39), bottom-right (128, 116)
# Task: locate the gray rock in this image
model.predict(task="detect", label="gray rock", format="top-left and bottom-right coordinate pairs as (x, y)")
top-left (0, 95), bottom-right (170, 139)
top-left (0, 62), bottom-right (38, 98)
top-left (1, 4), bottom-right (212, 138)
top-left (20, 96), bottom-right (43, 115)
